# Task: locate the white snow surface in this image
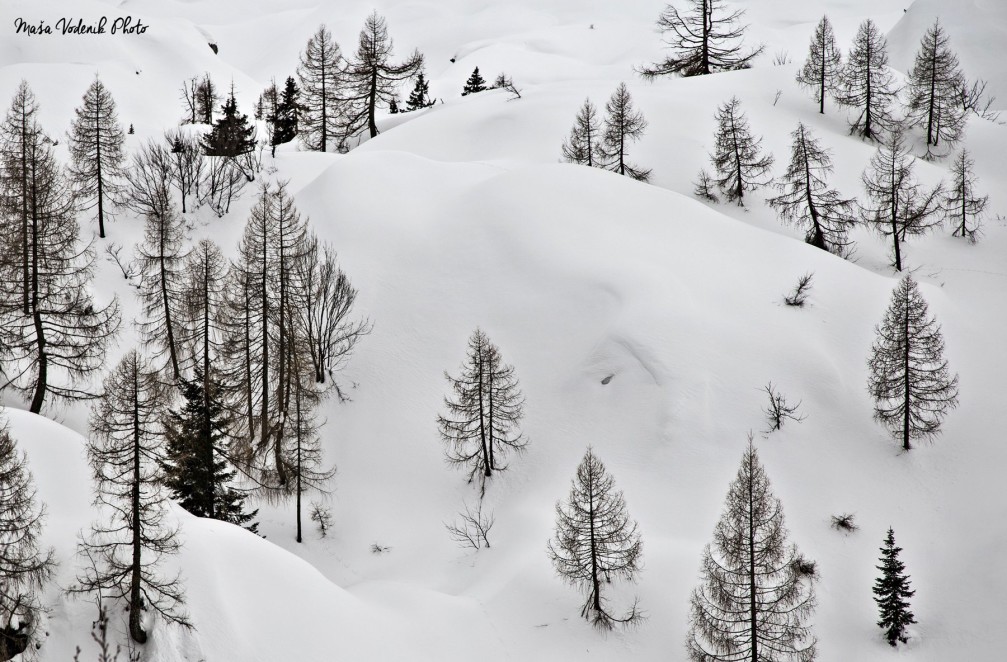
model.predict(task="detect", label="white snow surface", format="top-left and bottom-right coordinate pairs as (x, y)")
top-left (1, 0), bottom-right (1006, 660)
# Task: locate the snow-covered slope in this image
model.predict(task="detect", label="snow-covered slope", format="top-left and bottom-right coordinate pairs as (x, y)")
top-left (1, 0), bottom-right (1006, 660)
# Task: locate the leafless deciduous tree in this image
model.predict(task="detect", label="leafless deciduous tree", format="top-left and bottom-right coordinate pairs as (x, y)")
top-left (710, 96), bottom-right (773, 205)
top-left (768, 122), bottom-right (856, 256)
top-left (561, 98), bottom-right (601, 167)
top-left (867, 275), bottom-right (958, 451)
top-left (73, 350), bottom-right (190, 644)
top-left (762, 382), bottom-right (806, 433)
top-left (548, 448), bottom-right (642, 630)
top-left (687, 439), bottom-right (816, 661)
top-left (0, 417), bottom-right (56, 661)
top-left (599, 83), bottom-right (651, 182)
top-left (839, 19), bottom-right (898, 140)
top-left (906, 20), bottom-right (966, 158)
top-left (341, 12), bottom-right (423, 143)
top-left (796, 16), bottom-right (842, 115)
top-left (638, 0), bottom-right (763, 78)
top-left (297, 25), bottom-right (345, 152)
top-left (445, 500), bottom-right (495, 550)
top-left (860, 125), bottom-right (942, 271)
top-left (0, 83), bottom-right (120, 413)
top-left (67, 76), bottom-right (126, 239)
top-left (943, 149), bottom-right (987, 243)
top-left (438, 329), bottom-right (528, 496)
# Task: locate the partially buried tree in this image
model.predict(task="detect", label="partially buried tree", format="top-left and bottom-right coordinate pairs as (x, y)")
top-left (943, 149), bottom-right (987, 243)
top-left (548, 447), bottom-right (642, 630)
top-left (561, 98), bottom-right (602, 167)
top-left (687, 438), bottom-right (817, 662)
top-left (638, 0), bottom-right (763, 78)
top-left (867, 274), bottom-right (958, 451)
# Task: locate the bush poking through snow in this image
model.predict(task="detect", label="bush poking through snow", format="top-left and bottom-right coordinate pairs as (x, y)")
top-left (445, 501), bottom-right (495, 550)
top-left (370, 543), bottom-right (391, 554)
top-left (831, 513), bottom-right (858, 533)
top-left (72, 606), bottom-right (139, 662)
top-left (310, 503), bottom-right (332, 538)
top-left (762, 382), bottom-right (806, 433)
top-left (784, 272), bottom-right (814, 307)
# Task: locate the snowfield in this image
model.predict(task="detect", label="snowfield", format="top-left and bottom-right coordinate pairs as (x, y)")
top-left (1, 0), bottom-right (1006, 660)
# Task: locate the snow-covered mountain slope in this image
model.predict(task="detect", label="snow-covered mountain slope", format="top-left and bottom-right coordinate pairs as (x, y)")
top-left (1, 0), bottom-right (1006, 660)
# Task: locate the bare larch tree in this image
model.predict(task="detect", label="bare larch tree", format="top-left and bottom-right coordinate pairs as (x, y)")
top-left (74, 350), bottom-right (190, 644)
top-left (906, 19), bottom-right (966, 158)
top-left (768, 122), bottom-right (857, 256)
top-left (638, 0), bottom-right (763, 78)
top-left (561, 98), bottom-right (602, 167)
top-left (942, 149), bottom-right (987, 242)
top-left (67, 75), bottom-right (126, 239)
top-left (710, 96), bottom-right (773, 204)
top-left (839, 19), bottom-right (898, 140)
top-left (437, 329), bottom-right (528, 496)
top-left (867, 274), bottom-right (958, 451)
top-left (687, 439), bottom-right (816, 662)
top-left (297, 24), bottom-right (345, 152)
top-left (547, 447), bottom-right (642, 630)
top-left (0, 416), bottom-right (56, 661)
top-left (600, 83), bottom-right (651, 182)
top-left (860, 124), bottom-right (942, 271)
top-left (795, 15), bottom-right (843, 114)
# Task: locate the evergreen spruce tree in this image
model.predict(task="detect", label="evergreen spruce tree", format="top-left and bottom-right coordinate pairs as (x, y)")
top-left (547, 448), bottom-right (642, 629)
top-left (462, 67), bottom-right (487, 96)
top-left (0, 417), bottom-right (55, 661)
top-left (796, 15), bottom-right (843, 114)
top-left (768, 122), bottom-right (857, 256)
top-left (561, 98), bottom-right (601, 167)
top-left (867, 274), bottom-right (958, 451)
top-left (297, 24), bottom-right (344, 152)
top-left (861, 125), bottom-right (943, 271)
top-left (161, 370), bottom-right (258, 532)
top-left (67, 76), bottom-right (126, 239)
top-left (75, 350), bottom-right (190, 644)
top-left (0, 84), bottom-right (121, 414)
top-left (943, 149), bottom-right (987, 242)
top-left (687, 439), bottom-right (817, 662)
top-left (437, 329), bottom-right (528, 496)
top-left (906, 19), bottom-right (966, 157)
top-left (268, 77), bottom-right (300, 156)
top-left (406, 71), bottom-right (434, 111)
top-left (637, 0), bottom-right (763, 78)
top-left (599, 83), bottom-right (651, 181)
top-left (873, 528), bottom-right (916, 646)
top-left (839, 19), bottom-right (898, 140)
top-left (710, 96), bottom-right (774, 204)
top-left (200, 88), bottom-right (256, 158)
top-left (340, 12), bottom-right (423, 142)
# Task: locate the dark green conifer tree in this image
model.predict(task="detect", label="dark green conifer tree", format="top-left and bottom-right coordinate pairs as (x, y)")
top-left (462, 67), bottom-right (487, 96)
top-left (873, 528), bottom-right (916, 646)
top-left (161, 370), bottom-right (258, 533)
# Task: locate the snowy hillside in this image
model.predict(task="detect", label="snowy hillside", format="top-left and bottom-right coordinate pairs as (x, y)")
top-left (1, 0), bottom-right (1006, 660)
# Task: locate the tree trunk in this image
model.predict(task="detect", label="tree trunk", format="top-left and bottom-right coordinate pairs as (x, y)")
top-left (902, 287), bottom-right (912, 451)
top-left (95, 99), bottom-right (105, 238)
top-left (28, 181), bottom-right (47, 414)
top-left (129, 365), bottom-right (147, 644)
top-left (747, 452), bottom-right (758, 662)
